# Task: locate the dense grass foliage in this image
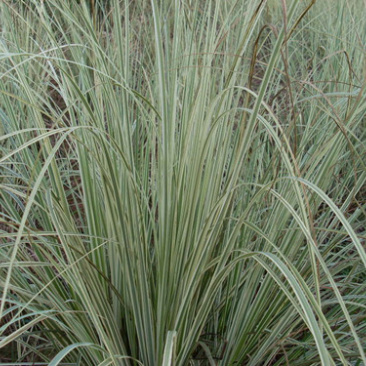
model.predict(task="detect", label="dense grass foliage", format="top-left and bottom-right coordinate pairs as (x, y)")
top-left (0, 0), bottom-right (365, 365)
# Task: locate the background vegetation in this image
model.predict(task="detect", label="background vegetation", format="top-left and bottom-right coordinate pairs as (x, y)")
top-left (0, 0), bottom-right (365, 365)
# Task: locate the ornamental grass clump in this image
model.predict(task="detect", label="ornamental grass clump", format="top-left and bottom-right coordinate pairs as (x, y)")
top-left (0, 0), bottom-right (365, 365)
